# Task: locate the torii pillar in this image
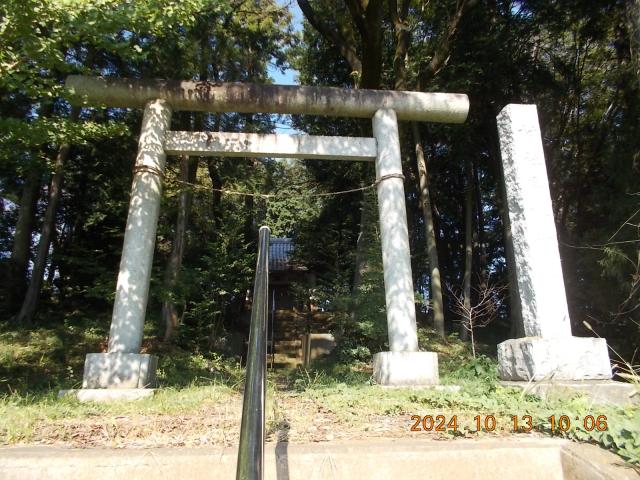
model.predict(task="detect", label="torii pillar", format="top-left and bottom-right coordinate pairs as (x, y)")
top-left (81, 99), bottom-right (172, 393)
top-left (371, 109), bottom-right (438, 385)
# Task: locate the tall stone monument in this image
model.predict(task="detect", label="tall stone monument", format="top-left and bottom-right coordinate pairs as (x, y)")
top-left (496, 104), bottom-right (612, 381)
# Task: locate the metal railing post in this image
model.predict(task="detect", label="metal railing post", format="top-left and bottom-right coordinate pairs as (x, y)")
top-left (236, 226), bottom-right (270, 480)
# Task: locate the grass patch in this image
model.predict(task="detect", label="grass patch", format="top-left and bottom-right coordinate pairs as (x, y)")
top-left (0, 315), bottom-right (249, 446)
top-left (0, 312), bottom-right (115, 394)
top-left (0, 383), bottom-right (240, 445)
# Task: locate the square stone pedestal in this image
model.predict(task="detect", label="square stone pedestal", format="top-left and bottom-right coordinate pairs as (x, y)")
top-left (500, 380), bottom-right (639, 406)
top-left (373, 351), bottom-right (439, 386)
top-left (82, 352), bottom-right (158, 389)
top-left (498, 337), bottom-right (611, 381)
top-left (59, 388), bottom-right (156, 402)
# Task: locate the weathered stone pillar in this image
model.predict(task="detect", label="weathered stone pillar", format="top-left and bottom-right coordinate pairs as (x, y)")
top-left (496, 104), bottom-right (611, 381)
top-left (372, 109), bottom-right (418, 353)
top-left (82, 99), bottom-right (172, 390)
top-left (371, 108), bottom-right (439, 385)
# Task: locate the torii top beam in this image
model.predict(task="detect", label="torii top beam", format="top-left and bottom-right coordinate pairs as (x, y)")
top-left (65, 76), bottom-right (469, 124)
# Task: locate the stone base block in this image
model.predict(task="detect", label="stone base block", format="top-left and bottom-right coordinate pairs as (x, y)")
top-left (497, 337), bottom-right (611, 381)
top-left (380, 385), bottom-right (461, 392)
top-left (373, 351), bottom-right (439, 386)
top-left (500, 380), bottom-right (639, 406)
top-left (82, 353), bottom-right (158, 389)
top-left (59, 389), bottom-right (156, 402)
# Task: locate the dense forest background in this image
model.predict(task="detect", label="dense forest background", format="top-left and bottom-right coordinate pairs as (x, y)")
top-left (1, 0), bottom-right (638, 364)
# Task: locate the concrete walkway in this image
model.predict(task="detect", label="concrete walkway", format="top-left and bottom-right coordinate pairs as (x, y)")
top-left (1, 438), bottom-right (637, 480)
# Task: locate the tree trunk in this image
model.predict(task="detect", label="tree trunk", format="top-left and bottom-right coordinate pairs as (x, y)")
top-left (351, 141), bottom-right (376, 317)
top-left (163, 155), bottom-right (198, 342)
top-left (473, 156), bottom-right (486, 276)
top-left (6, 168), bottom-right (40, 311)
top-left (352, 194), bottom-right (368, 294)
top-left (243, 183), bottom-right (256, 242)
top-left (412, 123), bottom-right (445, 337)
top-left (352, 188), bottom-right (377, 293)
top-left (357, 0), bottom-right (383, 89)
top-left (14, 107), bottom-right (79, 326)
top-left (628, 0), bottom-right (640, 78)
top-left (391, 0), bottom-right (411, 91)
top-left (470, 320), bottom-right (476, 359)
top-left (207, 158), bottom-right (223, 224)
top-left (461, 157), bottom-right (474, 341)
top-left (46, 229), bottom-right (58, 288)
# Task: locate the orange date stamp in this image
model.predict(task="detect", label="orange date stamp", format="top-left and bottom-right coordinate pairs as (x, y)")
top-left (410, 415), bottom-right (459, 432)
top-left (410, 414), bottom-right (609, 433)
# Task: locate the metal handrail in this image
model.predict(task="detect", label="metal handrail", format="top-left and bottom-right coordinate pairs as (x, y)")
top-left (236, 226), bottom-right (270, 480)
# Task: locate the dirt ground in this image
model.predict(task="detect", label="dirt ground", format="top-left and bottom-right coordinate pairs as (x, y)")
top-left (17, 390), bottom-right (525, 449)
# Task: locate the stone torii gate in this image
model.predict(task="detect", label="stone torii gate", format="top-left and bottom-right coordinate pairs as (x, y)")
top-left (64, 76), bottom-right (611, 399)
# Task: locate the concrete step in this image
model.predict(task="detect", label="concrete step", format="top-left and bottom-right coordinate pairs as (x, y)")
top-left (276, 352), bottom-right (299, 358)
top-left (274, 340), bottom-right (302, 347)
top-left (272, 353), bottom-right (301, 365)
top-left (276, 353), bottom-right (300, 358)
top-left (271, 362), bottom-right (301, 369)
top-left (274, 350), bottom-right (300, 358)
top-left (0, 438), bottom-right (634, 480)
top-left (269, 338), bottom-right (302, 369)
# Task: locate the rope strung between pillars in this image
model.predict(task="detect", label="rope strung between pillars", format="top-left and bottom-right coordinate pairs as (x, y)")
top-left (375, 173), bottom-right (406, 184)
top-left (171, 172), bottom-right (406, 201)
top-left (133, 164), bottom-right (165, 178)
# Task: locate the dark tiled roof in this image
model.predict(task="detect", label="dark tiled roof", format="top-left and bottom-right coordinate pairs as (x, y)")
top-left (269, 237), bottom-right (295, 271)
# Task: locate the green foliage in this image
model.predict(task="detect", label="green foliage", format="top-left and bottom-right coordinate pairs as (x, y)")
top-left (0, 0), bottom-right (295, 331)
top-left (290, 368), bottom-right (329, 391)
top-left (0, 117), bottom-right (128, 154)
top-left (445, 354), bottom-right (498, 383)
top-left (313, 190), bottom-right (388, 362)
top-left (264, 160), bottom-right (323, 238)
top-left (156, 350), bottom-right (244, 388)
top-left (0, 314), bottom-right (246, 395)
top-left (0, 314), bottom-right (109, 394)
top-left (153, 149), bottom-right (317, 347)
